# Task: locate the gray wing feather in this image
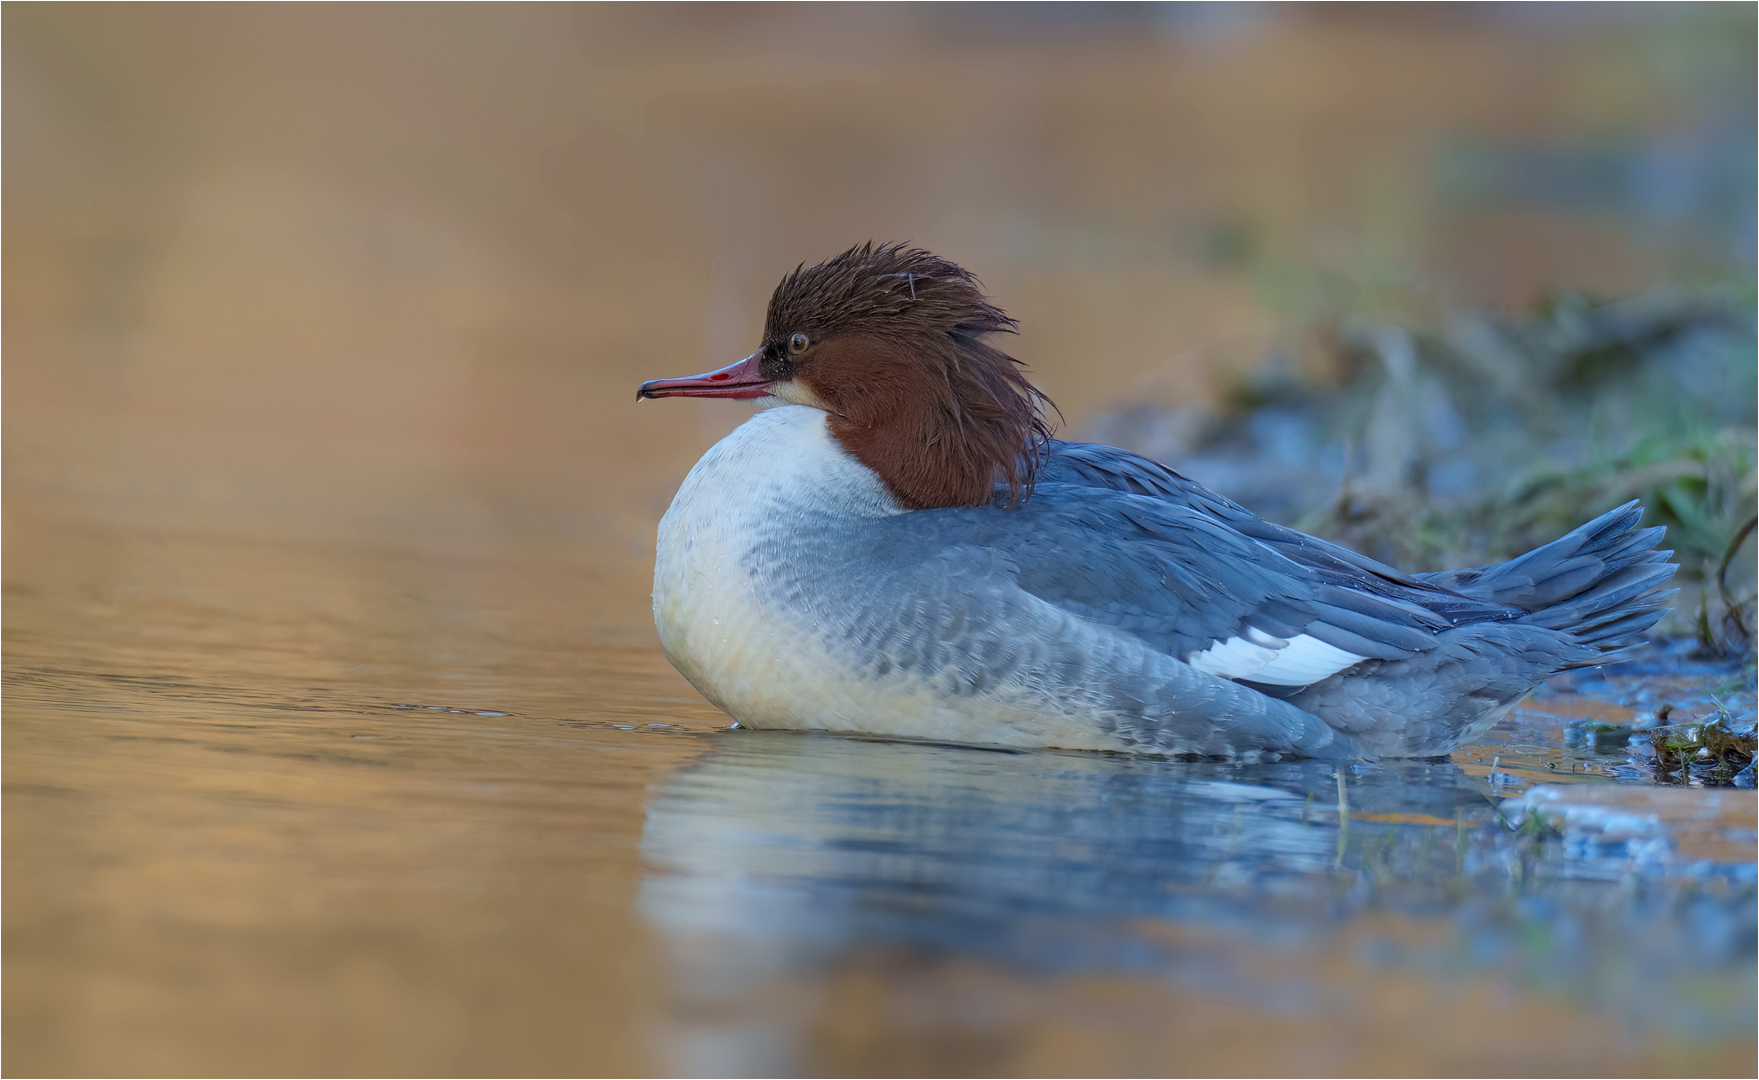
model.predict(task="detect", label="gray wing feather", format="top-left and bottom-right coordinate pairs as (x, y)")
top-left (885, 481), bottom-right (1486, 672)
top-left (1040, 441), bottom-right (1520, 627)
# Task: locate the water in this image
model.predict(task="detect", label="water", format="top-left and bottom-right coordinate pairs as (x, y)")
top-left (641, 736), bottom-right (1753, 1076)
top-left (7, 492), bottom-right (1754, 1076)
top-left (4, 490), bottom-right (697, 1075)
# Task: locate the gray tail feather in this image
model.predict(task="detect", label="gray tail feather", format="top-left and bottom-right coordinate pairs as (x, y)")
top-left (1417, 501), bottom-right (1678, 664)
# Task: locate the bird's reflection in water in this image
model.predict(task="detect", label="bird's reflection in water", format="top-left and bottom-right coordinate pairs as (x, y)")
top-left (637, 731), bottom-right (1492, 1075)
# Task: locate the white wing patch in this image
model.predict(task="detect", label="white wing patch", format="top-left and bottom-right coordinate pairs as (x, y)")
top-left (1186, 627), bottom-right (1366, 687)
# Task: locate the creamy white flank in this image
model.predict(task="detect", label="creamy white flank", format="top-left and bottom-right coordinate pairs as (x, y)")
top-left (652, 405), bottom-right (1133, 752)
top-left (1186, 627), bottom-right (1365, 686)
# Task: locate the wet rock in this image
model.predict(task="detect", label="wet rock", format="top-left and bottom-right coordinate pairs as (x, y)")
top-left (1562, 719), bottom-right (1636, 752)
top-left (1647, 714), bottom-right (1757, 786)
top-left (1629, 710), bottom-right (1664, 731)
top-left (1503, 784), bottom-right (1758, 875)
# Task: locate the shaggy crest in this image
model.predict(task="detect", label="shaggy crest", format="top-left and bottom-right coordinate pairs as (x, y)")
top-left (759, 243), bottom-right (1056, 509)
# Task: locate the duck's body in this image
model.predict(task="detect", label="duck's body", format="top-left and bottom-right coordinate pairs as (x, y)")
top-left (654, 404), bottom-right (1147, 754)
top-left (642, 244), bottom-right (1676, 760)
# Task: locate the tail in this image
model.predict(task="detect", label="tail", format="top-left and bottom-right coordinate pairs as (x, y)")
top-left (1417, 501), bottom-right (1678, 666)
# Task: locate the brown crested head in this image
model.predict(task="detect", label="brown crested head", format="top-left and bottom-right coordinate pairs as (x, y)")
top-left (755, 242), bottom-right (1055, 510)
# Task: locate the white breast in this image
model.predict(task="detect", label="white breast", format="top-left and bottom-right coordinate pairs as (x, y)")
top-left (650, 406), bottom-right (1132, 751)
top-left (651, 405), bottom-right (896, 717)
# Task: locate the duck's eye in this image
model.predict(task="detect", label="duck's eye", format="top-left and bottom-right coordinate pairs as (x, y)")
top-left (788, 332), bottom-right (810, 355)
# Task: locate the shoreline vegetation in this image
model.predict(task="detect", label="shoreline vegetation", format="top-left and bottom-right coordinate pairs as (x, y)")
top-left (1087, 285), bottom-right (1757, 658)
top-left (1087, 285), bottom-right (1757, 785)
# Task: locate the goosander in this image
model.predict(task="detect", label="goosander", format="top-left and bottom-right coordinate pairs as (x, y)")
top-left (638, 244), bottom-right (1676, 760)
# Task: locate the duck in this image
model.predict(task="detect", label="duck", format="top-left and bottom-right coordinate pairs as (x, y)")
top-left (636, 243), bottom-right (1676, 760)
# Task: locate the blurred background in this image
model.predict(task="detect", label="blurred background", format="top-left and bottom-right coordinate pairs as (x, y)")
top-left (6, 4), bottom-right (1755, 1077)
top-left (9, 3), bottom-right (1755, 623)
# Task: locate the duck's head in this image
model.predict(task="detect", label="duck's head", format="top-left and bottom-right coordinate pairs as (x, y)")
top-left (638, 243), bottom-right (1055, 510)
